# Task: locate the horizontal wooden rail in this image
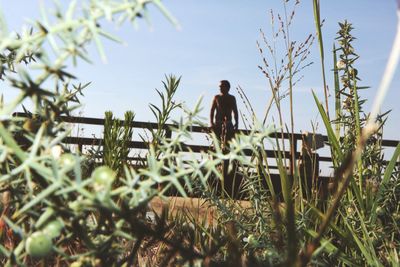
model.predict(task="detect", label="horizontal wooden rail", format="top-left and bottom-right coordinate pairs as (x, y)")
top-left (12, 112), bottom-right (309, 141)
top-left (63, 136), bottom-right (300, 159)
top-left (12, 112), bottom-right (400, 166)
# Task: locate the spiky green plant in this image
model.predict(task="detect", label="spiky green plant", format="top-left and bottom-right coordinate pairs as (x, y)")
top-left (148, 75), bottom-right (182, 152)
top-left (103, 110), bottom-right (135, 175)
top-left (0, 1), bottom-right (399, 266)
top-left (304, 6), bottom-right (400, 266)
top-left (334, 21), bottom-right (388, 202)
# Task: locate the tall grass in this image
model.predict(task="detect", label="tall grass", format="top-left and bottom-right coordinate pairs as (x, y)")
top-left (0, 0), bottom-right (399, 266)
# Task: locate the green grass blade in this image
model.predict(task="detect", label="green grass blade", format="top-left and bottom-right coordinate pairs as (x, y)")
top-left (351, 75), bottom-right (365, 198)
top-left (354, 207), bottom-right (382, 266)
top-left (333, 43), bottom-right (341, 138)
top-left (12, 182), bottom-right (61, 219)
top-left (306, 229), bottom-right (355, 266)
top-left (274, 137), bottom-right (297, 265)
top-left (0, 244), bottom-right (10, 258)
top-left (343, 216), bottom-right (375, 265)
top-left (371, 143), bottom-right (400, 223)
top-left (308, 205), bottom-right (347, 239)
top-left (312, 0), bottom-right (329, 118)
top-left (312, 91), bottom-right (343, 165)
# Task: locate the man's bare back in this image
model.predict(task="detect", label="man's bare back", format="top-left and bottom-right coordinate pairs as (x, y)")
top-left (210, 80), bottom-right (238, 142)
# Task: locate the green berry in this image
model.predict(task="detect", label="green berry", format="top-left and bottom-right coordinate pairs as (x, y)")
top-left (43, 219), bottom-right (64, 239)
top-left (247, 234), bottom-right (258, 247)
top-left (376, 207), bottom-right (385, 216)
top-left (59, 154), bottom-right (76, 169)
top-left (25, 231), bottom-right (52, 258)
top-left (91, 166), bottom-right (116, 190)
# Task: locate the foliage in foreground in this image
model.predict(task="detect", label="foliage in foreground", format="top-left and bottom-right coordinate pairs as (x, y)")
top-left (0, 0), bottom-right (399, 267)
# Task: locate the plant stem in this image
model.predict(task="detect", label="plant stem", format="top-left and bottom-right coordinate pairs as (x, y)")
top-left (313, 0), bottom-right (330, 119)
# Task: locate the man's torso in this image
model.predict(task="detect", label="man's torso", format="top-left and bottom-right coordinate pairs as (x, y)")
top-left (214, 94), bottom-right (235, 124)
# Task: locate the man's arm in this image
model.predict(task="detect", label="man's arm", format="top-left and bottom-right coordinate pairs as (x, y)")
top-left (210, 96), bottom-right (217, 127)
top-left (233, 97), bottom-right (239, 130)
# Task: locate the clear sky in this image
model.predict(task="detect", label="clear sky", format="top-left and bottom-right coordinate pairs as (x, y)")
top-left (1, 0), bottom-right (399, 140)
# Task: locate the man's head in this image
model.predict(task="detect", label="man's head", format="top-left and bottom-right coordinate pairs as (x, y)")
top-left (219, 80), bottom-right (230, 95)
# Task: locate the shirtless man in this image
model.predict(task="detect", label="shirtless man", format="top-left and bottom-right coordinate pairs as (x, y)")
top-left (210, 80), bottom-right (239, 144)
top-left (210, 80), bottom-right (240, 198)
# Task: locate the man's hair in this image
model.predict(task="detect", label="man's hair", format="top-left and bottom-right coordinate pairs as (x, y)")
top-left (220, 80), bottom-right (231, 89)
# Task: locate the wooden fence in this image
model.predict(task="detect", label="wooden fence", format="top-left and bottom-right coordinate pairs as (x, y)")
top-left (13, 112), bottom-right (399, 165)
top-left (13, 112), bottom-right (399, 194)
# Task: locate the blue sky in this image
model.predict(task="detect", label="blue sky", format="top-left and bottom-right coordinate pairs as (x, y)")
top-left (0, 0), bottom-right (399, 140)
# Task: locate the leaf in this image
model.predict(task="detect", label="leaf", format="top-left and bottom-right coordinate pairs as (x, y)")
top-left (313, 0), bottom-right (329, 118)
top-left (273, 135), bottom-right (297, 263)
top-left (149, 103), bottom-right (162, 120)
top-left (12, 182), bottom-right (61, 219)
top-left (370, 143), bottom-right (400, 223)
top-left (98, 29), bottom-right (124, 44)
top-left (306, 229), bottom-right (354, 266)
top-left (0, 4), bottom-right (9, 38)
top-left (87, 21), bottom-right (107, 63)
top-left (333, 43), bottom-right (341, 138)
top-left (152, 0), bottom-right (180, 29)
top-left (0, 244), bottom-right (10, 258)
top-left (39, 2), bottom-right (59, 53)
top-left (66, 0), bottom-right (77, 21)
top-left (343, 216), bottom-right (375, 265)
top-left (3, 216), bottom-right (24, 237)
top-left (308, 205), bottom-right (347, 239)
top-left (312, 91), bottom-right (343, 166)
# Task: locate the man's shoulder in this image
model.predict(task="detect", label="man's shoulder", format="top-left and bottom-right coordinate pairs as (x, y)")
top-left (228, 94), bottom-right (236, 100)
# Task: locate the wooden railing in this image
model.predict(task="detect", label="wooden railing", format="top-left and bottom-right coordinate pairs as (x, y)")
top-left (13, 112), bottom-right (399, 175)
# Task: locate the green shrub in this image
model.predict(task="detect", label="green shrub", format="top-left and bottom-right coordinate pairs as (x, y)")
top-left (0, 0), bottom-right (399, 266)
